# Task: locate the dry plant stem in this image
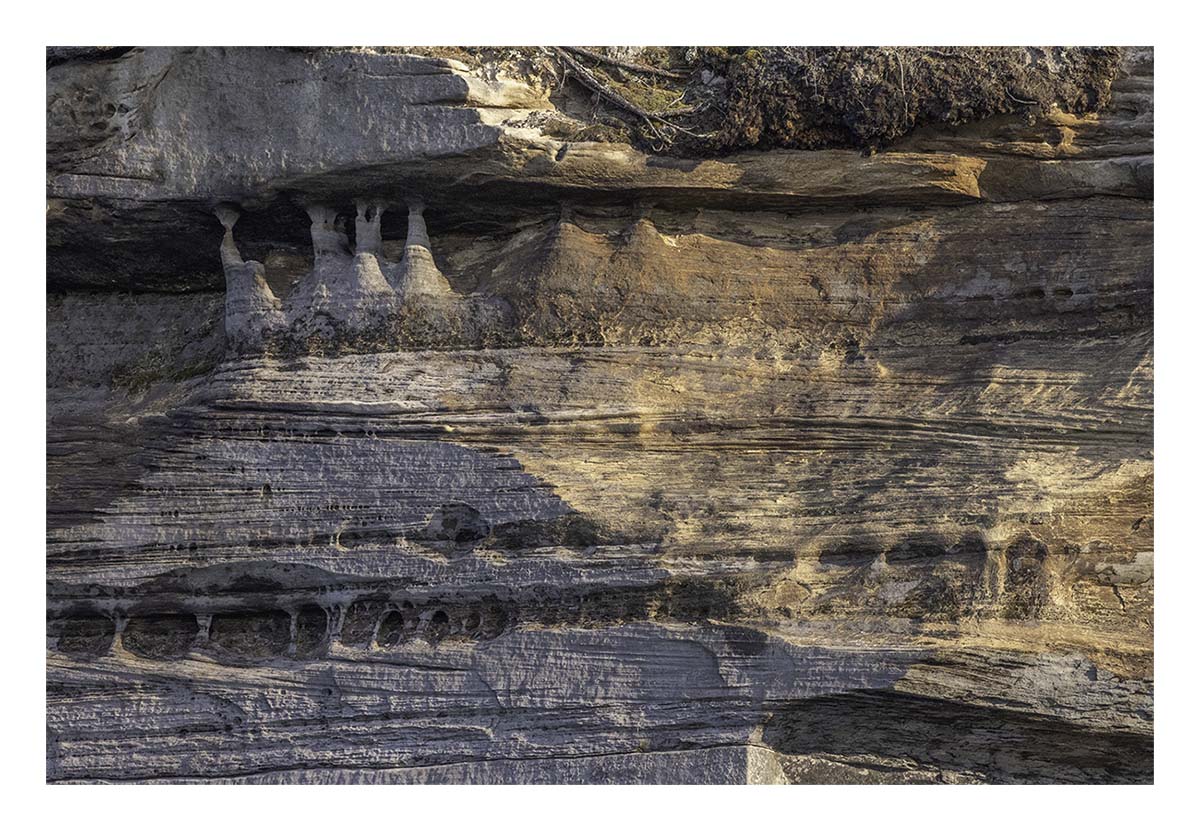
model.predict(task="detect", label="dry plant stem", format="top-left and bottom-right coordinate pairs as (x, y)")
top-left (562, 46), bottom-right (689, 80)
top-left (547, 47), bottom-right (705, 141)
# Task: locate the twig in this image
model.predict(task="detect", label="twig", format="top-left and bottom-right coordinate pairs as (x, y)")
top-left (661, 90), bottom-right (687, 109)
top-left (1006, 89), bottom-right (1040, 106)
top-left (545, 47), bottom-right (706, 140)
top-left (562, 46), bottom-right (689, 80)
top-left (925, 48), bottom-right (972, 60)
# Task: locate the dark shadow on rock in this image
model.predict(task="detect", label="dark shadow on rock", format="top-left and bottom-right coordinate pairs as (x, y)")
top-left (762, 690), bottom-right (1152, 784)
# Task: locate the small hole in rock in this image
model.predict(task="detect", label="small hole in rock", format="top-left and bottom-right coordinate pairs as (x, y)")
top-left (54, 615), bottom-right (116, 658)
top-left (209, 609), bottom-right (291, 658)
top-left (123, 613), bottom-right (199, 659)
top-left (425, 609), bottom-right (450, 642)
top-left (463, 611), bottom-right (482, 633)
top-left (342, 599), bottom-right (386, 647)
top-left (377, 611), bottom-right (406, 648)
top-left (294, 605), bottom-right (329, 658)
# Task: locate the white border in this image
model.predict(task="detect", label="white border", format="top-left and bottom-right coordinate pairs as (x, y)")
top-left (9, 0), bottom-right (1192, 823)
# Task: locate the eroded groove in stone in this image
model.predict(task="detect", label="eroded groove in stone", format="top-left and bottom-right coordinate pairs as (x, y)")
top-left (121, 613), bottom-right (199, 659)
top-left (293, 604), bottom-right (329, 658)
top-left (50, 614), bottom-right (116, 659)
top-left (209, 609), bottom-right (292, 658)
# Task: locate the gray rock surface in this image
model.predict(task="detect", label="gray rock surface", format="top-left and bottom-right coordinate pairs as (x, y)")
top-left (46, 46), bottom-right (1153, 784)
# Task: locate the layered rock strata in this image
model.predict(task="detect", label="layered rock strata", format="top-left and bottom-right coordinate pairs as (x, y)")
top-left (46, 46), bottom-right (1153, 784)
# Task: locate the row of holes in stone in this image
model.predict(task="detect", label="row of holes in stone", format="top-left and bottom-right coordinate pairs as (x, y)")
top-left (50, 600), bottom-right (510, 660)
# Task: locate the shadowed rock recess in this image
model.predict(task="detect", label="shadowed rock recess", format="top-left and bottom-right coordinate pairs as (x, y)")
top-left (46, 46), bottom-right (1153, 785)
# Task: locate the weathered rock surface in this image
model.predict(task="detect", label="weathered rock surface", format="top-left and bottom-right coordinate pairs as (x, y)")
top-left (46, 46), bottom-right (1153, 784)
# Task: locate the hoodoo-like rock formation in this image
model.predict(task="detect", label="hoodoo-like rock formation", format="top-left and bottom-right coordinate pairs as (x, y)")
top-left (46, 46), bottom-right (1153, 784)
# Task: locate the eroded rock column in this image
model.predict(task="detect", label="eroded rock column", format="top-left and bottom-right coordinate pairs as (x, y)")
top-left (390, 199), bottom-right (456, 301)
top-left (215, 204), bottom-right (285, 353)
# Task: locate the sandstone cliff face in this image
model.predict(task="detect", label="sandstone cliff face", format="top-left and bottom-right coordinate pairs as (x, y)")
top-left (46, 46), bottom-right (1153, 784)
